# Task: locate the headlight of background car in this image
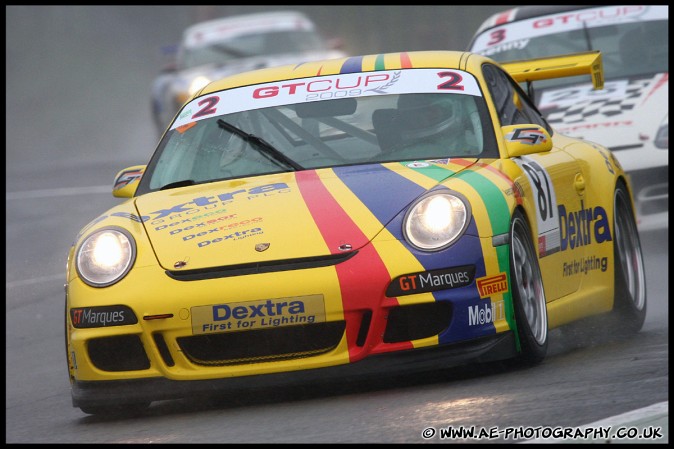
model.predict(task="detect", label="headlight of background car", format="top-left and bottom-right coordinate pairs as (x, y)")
top-left (654, 113), bottom-right (668, 149)
top-left (403, 191), bottom-right (470, 251)
top-left (188, 75), bottom-right (211, 96)
top-left (76, 227), bottom-right (136, 287)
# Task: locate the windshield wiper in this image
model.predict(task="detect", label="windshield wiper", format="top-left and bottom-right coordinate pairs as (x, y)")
top-left (159, 179), bottom-right (195, 191)
top-left (581, 21), bottom-right (592, 52)
top-left (216, 119), bottom-right (303, 171)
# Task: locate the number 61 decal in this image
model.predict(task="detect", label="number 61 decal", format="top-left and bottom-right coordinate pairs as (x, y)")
top-left (514, 155), bottom-right (561, 258)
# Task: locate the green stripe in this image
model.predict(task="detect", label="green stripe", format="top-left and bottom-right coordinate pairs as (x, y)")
top-left (454, 169), bottom-right (519, 350)
top-left (411, 163), bottom-right (520, 350)
top-left (399, 161), bottom-right (455, 181)
top-left (374, 54), bottom-right (386, 71)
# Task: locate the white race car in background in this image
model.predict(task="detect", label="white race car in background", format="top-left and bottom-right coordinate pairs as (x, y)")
top-left (468, 5), bottom-right (668, 232)
top-left (151, 10), bottom-right (347, 136)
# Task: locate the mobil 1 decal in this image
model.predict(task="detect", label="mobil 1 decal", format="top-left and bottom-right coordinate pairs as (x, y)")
top-left (514, 155), bottom-right (561, 258)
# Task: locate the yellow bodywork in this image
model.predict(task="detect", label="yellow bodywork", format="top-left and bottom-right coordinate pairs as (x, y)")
top-left (66, 50), bottom-right (632, 400)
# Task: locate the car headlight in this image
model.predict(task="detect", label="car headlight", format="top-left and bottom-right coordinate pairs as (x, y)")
top-left (403, 191), bottom-right (470, 251)
top-left (75, 227), bottom-right (136, 287)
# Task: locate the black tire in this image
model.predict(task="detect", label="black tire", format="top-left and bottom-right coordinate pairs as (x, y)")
top-left (610, 180), bottom-right (647, 333)
top-left (509, 209), bottom-right (548, 365)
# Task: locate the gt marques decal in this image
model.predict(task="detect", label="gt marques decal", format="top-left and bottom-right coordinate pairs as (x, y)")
top-left (386, 265), bottom-right (476, 297)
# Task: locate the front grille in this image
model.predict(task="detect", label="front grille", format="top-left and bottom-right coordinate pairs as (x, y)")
top-left (166, 251), bottom-right (357, 281)
top-left (88, 335), bottom-right (150, 372)
top-left (384, 302), bottom-right (452, 343)
top-left (177, 321), bottom-right (345, 366)
top-left (153, 333), bottom-right (175, 367)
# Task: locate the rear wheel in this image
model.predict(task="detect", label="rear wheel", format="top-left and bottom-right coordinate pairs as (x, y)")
top-left (611, 180), bottom-right (646, 332)
top-left (510, 210), bottom-right (548, 365)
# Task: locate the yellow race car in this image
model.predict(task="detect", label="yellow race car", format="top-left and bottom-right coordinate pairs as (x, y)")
top-left (66, 49), bottom-right (646, 415)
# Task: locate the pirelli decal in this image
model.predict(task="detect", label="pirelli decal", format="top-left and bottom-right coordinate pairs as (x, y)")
top-left (476, 273), bottom-right (508, 298)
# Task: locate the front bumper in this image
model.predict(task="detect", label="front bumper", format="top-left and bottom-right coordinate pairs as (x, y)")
top-left (72, 331), bottom-right (516, 408)
top-left (67, 232), bottom-right (515, 408)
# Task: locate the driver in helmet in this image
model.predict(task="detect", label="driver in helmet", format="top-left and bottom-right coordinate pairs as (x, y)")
top-left (391, 93), bottom-right (475, 157)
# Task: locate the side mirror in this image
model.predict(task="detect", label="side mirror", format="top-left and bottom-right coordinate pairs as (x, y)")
top-left (112, 165), bottom-right (146, 198)
top-left (502, 125), bottom-right (552, 158)
top-left (160, 44), bottom-right (179, 73)
top-left (161, 62), bottom-right (178, 73)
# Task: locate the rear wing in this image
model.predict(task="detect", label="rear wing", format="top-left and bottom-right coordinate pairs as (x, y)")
top-left (501, 51), bottom-right (604, 90)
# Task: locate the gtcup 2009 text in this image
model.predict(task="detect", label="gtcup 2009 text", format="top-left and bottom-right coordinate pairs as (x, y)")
top-left (420, 425), bottom-right (664, 441)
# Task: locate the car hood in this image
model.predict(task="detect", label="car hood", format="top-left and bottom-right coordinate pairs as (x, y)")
top-left (135, 162), bottom-right (471, 270)
top-left (537, 72), bottom-right (668, 151)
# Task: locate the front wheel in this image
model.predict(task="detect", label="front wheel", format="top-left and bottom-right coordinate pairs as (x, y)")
top-left (510, 210), bottom-right (548, 365)
top-left (611, 180), bottom-right (646, 333)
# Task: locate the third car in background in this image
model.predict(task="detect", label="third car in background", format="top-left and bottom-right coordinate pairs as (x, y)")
top-left (151, 10), bottom-right (347, 136)
top-left (468, 5), bottom-right (668, 232)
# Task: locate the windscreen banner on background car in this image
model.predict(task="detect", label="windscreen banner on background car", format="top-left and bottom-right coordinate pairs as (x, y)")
top-left (184, 13), bottom-right (316, 49)
top-left (469, 5), bottom-right (668, 232)
top-left (470, 6), bottom-right (665, 57)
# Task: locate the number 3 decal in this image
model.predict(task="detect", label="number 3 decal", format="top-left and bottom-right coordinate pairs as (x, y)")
top-left (487, 29), bottom-right (506, 46)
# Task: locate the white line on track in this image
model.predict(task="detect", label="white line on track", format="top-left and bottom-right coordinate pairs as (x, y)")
top-left (522, 401), bottom-right (668, 444)
top-left (6, 274), bottom-right (65, 289)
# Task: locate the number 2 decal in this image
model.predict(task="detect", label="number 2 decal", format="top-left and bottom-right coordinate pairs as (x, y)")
top-left (437, 71), bottom-right (465, 91)
top-left (191, 96), bottom-right (219, 119)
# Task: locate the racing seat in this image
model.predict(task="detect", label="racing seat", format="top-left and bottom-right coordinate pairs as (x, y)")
top-left (371, 108), bottom-right (400, 153)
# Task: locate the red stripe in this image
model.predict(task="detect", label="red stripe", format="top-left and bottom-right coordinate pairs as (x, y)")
top-left (400, 52), bottom-right (413, 68)
top-left (642, 72), bottom-right (668, 105)
top-left (495, 10), bottom-right (513, 25)
top-left (295, 170), bottom-right (409, 359)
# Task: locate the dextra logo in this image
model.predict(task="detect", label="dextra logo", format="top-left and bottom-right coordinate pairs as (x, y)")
top-left (212, 299), bottom-right (306, 321)
top-left (252, 74), bottom-right (392, 99)
top-left (150, 183), bottom-right (288, 219)
top-left (558, 200), bottom-right (612, 251)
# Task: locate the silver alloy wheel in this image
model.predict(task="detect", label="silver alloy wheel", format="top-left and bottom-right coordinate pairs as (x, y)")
top-left (614, 188), bottom-right (646, 311)
top-left (511, 216), bottom-right (547, 346)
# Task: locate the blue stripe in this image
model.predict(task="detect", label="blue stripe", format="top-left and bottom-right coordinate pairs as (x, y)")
top-left (340, 56), bottom-right (364, 74)
top-left (332, 164), bottom-right (426, 230)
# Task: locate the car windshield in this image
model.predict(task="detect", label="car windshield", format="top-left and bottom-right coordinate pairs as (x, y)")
top-left (470, 6), bottom-right (668, 90)
top-left (139, 92), bottom-right (497, 194)
top-left (180, 30), bottom-right (327, 69)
